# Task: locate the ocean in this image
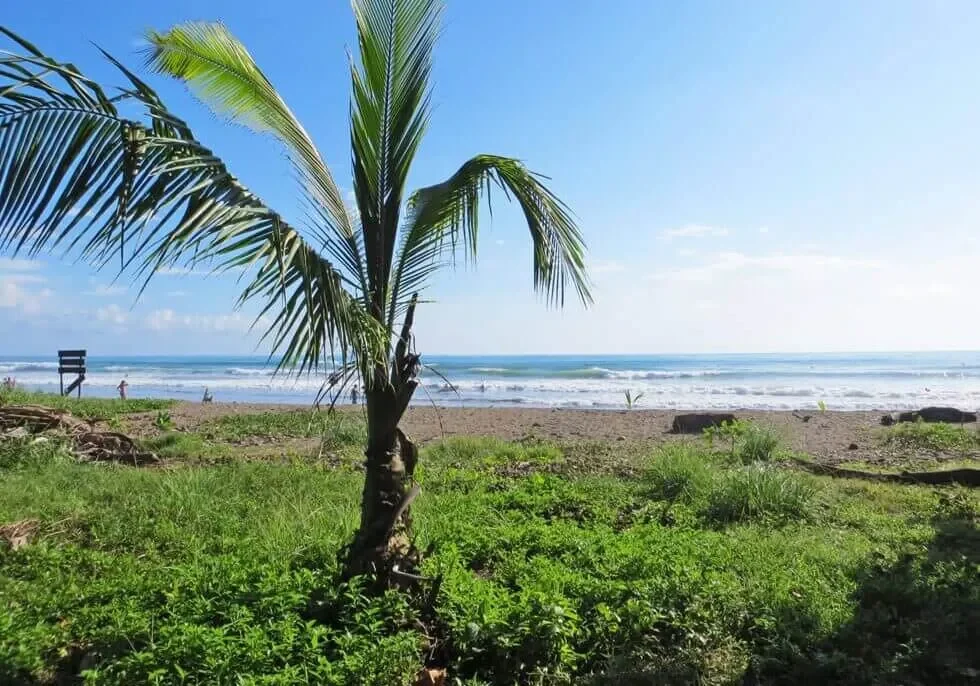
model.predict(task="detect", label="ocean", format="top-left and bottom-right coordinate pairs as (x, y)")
top-left (3, 352), bottom-right (980, 411)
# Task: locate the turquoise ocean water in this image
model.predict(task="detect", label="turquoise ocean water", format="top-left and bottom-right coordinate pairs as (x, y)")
top-left (3, 352), bottom-right (980, 411)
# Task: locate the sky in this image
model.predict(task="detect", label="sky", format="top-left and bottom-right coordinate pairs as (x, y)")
top-left (3, 0), bottom-right (980, 356)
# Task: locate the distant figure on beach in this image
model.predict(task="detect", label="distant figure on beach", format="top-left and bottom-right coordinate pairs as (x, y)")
top-left (202, 387), bottom-right (214, 404)
top-left (2, 376), bottom-right (15, 390)
top-left (117, 379), bottom-right (128, 400)
top-left (350, 385), bottom-right (359, 405)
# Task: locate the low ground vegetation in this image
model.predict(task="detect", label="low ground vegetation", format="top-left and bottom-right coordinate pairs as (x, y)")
top-left (0, 400), bottom-right (977, 684)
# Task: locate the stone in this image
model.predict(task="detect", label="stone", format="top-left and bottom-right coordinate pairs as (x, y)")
top-left (880, 414), bottom-right (895, 426)
top-left (670, 413), bottom-right (736, 434)
top-left (897, 407), bottom-right (977, 424)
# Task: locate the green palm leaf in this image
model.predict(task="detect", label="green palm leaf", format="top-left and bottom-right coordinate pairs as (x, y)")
top-left (144, 22), bottom-right (367, 295)
top-left (390, 154), bottom-right (592, 326)
top-left (0, 27), bottom-right (370, 377)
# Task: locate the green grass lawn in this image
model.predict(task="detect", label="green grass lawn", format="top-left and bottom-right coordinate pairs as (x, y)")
top-left (1, 409), bottom-right (978, 685)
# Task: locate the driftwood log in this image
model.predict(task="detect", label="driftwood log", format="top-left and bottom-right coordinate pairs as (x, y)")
top-left (0, 405), bottom-right (158, 466)
top-left (671, 413), bottom-right (737, 434)
top-left (790, 457), bottom-right (980, 487)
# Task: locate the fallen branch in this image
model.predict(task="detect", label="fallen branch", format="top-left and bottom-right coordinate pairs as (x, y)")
top-left (789, 457), bottom-right (980, 487)
top-left (0, 405), bottom-right (158, 465)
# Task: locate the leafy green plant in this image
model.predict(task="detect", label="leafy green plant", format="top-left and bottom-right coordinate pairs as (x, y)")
top-left (624, 389), bottom-right (644, 410)
top-left (703, 419), bottom-right (750, 459)
top-left (818, 400), bottom-right (827, 413)
top-left (153, 410), bottom-right (174, 431)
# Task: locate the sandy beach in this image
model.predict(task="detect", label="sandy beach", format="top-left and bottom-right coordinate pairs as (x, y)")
top-left (147, 402), bottom-right (931, 466)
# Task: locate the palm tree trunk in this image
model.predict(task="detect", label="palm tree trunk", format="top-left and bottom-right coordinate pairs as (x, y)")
top-left (344, 296), bottom-right (421, 579)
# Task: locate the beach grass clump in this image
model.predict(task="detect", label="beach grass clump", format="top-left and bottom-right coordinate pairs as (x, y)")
top-left (880, 420), bottom-right (980, 453)
top-left (703, 419), bottom-right (783, 464)
top-left (0, 388), bottom-right (175, 421)
top-left (705, 465), bottom-right (818, 525)
top-left (737, 423), bottom-right (781, 464)
top-left (644, 443), bottom-right (714, 503)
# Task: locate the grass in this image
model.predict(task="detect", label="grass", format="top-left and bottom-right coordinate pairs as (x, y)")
top-left (201, 409), bottom-right (365, 451)
top-left (0, 388), bottom-right (174, 421)
top-left (880, 420), bottom-right (980, 453)
top-left (1, 411), bottom-right (978, 684)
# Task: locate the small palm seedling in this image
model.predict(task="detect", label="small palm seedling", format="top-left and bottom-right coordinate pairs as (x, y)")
top-left (624, 389), bottom-right (644, 410)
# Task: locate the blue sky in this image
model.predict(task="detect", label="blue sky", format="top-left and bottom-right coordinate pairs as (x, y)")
top-left (3, 0), bottom-right (980, 356)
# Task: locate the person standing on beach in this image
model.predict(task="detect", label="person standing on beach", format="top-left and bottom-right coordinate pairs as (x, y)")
top-left (351, 386), bottom-right (359, 405)
top-left (117, 379), bottom-right (128, 400)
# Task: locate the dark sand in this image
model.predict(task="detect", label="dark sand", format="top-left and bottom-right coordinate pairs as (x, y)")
top-left (154, 402), bottom-right (919, 465)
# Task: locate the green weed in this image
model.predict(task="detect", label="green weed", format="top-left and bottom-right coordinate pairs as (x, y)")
top-left (0, 388), bottom-right (174, 421)
top-left (880, 420), bottom-right (980, 453)
top-left (202, 409), bottom-right (365, 447)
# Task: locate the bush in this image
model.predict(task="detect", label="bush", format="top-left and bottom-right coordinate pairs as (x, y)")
top-left (706, 465), bottom-right (817, 525)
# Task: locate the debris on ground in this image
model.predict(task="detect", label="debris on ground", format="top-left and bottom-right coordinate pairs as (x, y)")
top-left (0, 405), bottom-right (159, 466)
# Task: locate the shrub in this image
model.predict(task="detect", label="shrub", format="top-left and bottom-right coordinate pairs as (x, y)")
top-left (706, 466), bottom-right (817, 525)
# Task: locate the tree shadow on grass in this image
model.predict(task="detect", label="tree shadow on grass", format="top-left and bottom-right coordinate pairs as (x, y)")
top-left (756, 506), bottom-right (980, 685)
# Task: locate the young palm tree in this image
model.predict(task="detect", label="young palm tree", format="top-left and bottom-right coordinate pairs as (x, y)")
top-left (0, 1), bottom-right (590, 575)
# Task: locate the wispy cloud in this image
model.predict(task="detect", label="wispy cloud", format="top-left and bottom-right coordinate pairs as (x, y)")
top-left (144, 309), bottom-right (268, 334)
top-left (166, 290), bottom-right (188, 298)
top-left (659, 224), bottom-right (730, 241)
top-left (649, 251), bottom-right (885, 283)
top-left (96, 303), bottom-right (127, 325)
top-left (0, 257), bottom-right (42, 272)
top-left (590, 259), bottom-right (625, 275)
top-left (84, 283), bottom-right (127, 297)
top-left (0, 278), bottom-right (52, 315)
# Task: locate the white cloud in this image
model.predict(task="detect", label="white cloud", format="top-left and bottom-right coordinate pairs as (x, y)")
top-left (144, 309), bottom-right (265, 334)
top-left (155, 266), bottom-right (213, 276)
top-left (494, 239), bottom-right (506, 246)
top-left (677, 248), bottom-right (697, 257)
top-left (0, 278), bottom-right (51, 315)
top-left (759, 226), bottom-right (770, 234)
top-left (96, 304), bottom-right (127, 325)
top-left (0, 257), bottom-right (42, 272)
top-left (660, 224), bottom-right (730, 240)
top-left (166, 290), bottom-right (188, 297)
top-left (590, 259), bottom-right (625, 275)
top-left (85, 283), bottom-right (127, 297)
top-left (649, 251), bottom-right (885, 283)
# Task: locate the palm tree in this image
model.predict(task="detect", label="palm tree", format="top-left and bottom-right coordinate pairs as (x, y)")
top-left (0, 1), bottom-right (590, 575)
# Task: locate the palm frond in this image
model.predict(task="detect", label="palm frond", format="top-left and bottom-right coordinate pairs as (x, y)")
top-left (350, 0), bottom-right (440, 315)
top-left (0, 28), bottom-right (376, 380)
top-left (390, 154), bottom-right (592, 322)
top-left (143, 22), bottom-right (367, 294)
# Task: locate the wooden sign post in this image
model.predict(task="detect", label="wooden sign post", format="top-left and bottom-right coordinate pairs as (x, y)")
top-left (58, 349), bottom-right (86, 398)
